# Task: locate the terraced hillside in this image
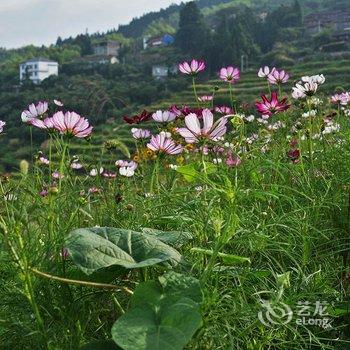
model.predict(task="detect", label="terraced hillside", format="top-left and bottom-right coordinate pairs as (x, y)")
top-left (66, 58), bottom-right (350, 166)
top-left (150, 59), bottom-right (350, 110)
top-left (5, 58), bottom-right (349, 172)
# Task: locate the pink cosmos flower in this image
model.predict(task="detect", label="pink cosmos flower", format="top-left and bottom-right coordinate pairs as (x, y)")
top-left (169, 105), bottom-right (182, 117)
top-left (102, 171), bottom-right (117, 178)
top-left (39, 189), bottom-right (49, 197)
top-left (177, 109), bottom-right (228, 143)
top-left (226, 153), bottom-right (241, 167)
top-left (267, 69), bottom-right (289, 85)
top-left (198, 95), bottom-right (213, 102)
top-left (29, 117), bottom-right (55, 130)
top-left (331, 92), bottom-right (350, 105)
top-left (152, 110), bottom-right (176, 123)
top-left (179, 59), bottom-right (205, 75)
top-left (131, 128), bottom-right (151, 139)
top-left (215, 106), bottom-right (233, 115)
top-left (70, 162), bottom-right (83, 170)
top-left (255, 92), bottom-right (290, 116)
top-left (52, 171), bottom-right (64, 179)
top-left (147, 133), bottom-right (183, 155)
top-left (258, 66), bottom-right (275, 78)
top-left (88, 187), bottom-right (101, 194)
top-left (51, 111), bottom-right (93, 138)
top-left (38, 156), bottom-right (50, 165)
top-left (219, 66), bottom-right (240, 84)
top-left (0, 120), bottom-right (5, 133)
top-left (21, 101), bottom-right (48, 123)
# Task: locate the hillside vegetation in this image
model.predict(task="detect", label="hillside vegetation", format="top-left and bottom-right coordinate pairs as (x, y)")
top-left (0, 0), bottom-right (349, 171)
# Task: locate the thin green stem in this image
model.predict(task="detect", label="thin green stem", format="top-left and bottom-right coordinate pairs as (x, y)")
top-left (30, 268), bottom-right (133, 294)
top-left (192, 76), bottom-right (200, 108)
top-left (228, 82), bottom-right (235, 112)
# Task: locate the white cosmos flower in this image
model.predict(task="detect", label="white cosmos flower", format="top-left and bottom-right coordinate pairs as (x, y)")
top-left (152, 110), bottom-right (176, 123)
top-left (116, 160), bottom-right (138, 177)
top-left (302, 110), bottom-right (317, 118)
top-left (90, 167), bottom-right (104, 176)
top-left (245, 115), bottom-right (255, 122)
top-left (258, 66), bottom-right (275, 78)
top-left (119, 166), bottom-right (135, 177)
top-left (301, 74), bottom-right (325, 85)
top-left (292, 81), bottom-right (318, 99)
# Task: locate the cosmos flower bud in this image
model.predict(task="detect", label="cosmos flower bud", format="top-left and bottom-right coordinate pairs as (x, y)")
top-left (20, 160), bottom-right (29, 175)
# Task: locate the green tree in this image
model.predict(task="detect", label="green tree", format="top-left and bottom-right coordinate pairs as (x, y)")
top-left (75, 34), bottom-right (93, 56)
top-left (56, 36), bottom-right (63, 46)
top-left (175, 1), bottom-right (211, 57)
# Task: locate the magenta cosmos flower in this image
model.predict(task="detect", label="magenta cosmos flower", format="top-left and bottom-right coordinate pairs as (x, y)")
top-left (267, 69), bottom-right (289, 85)
top-left (255, 92), bottom-right (290, 116)
top-left (21, 101), bottom-right (48, 123)
top-left (179, 59), bottom-right (205, 75)
top-left (0, 120), bottom-right (5, 133)
top-left (147, 132), bottom-right (183, 155)
top-left (51, 111), bottom-right (93, 138)
top-left (123, 110), bottom-right (151, 124)
top-left (219, 66), bottom-right (240, 83)
top-left (177, 109), bottom-right (228, 143)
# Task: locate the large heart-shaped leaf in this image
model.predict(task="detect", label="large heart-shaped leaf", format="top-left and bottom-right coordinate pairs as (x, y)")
top-left (141, 228), bottom-right (192, 248)
top-left (111, 280), bottom-right (202, 350)
top-left (158, 271), bottom-right (203, 305)
top-left (66, 227), bottom-right (182, 275)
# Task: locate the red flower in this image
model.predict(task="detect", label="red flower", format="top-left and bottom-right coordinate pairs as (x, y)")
top-left (255, 92), bottom-right (290, 116)
top-left (123, 110), bottom-right (151, 124)
top-left (287, 149), bottom-right (300, 164)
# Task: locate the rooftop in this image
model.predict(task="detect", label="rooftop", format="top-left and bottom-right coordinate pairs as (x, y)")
top-left (21, 57), bottom-right (58, 64)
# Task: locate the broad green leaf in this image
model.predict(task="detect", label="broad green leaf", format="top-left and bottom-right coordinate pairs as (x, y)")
top-left (175, 163), bottom-right (198, 182)
top-left (176, 162), bottom-right (216, 182)
top-left (112, 280), bottom-right (202, 350)
top-left (191, 247), bottom-right (251, 265)
top-left (141, 228), bottom-right (193, 247)
top-left (66, 227), bottom-right (182, 275)
top-left (159, 271), bottom-right (203, 305)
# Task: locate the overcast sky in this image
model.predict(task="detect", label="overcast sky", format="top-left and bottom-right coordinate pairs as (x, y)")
top-left (0, 0), bottom-right (185, 49)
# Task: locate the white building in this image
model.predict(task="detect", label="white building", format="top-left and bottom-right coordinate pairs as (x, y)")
top-left (19, 58), bottom-right (58, 84)
top-left (152, 65), bottom-right (168, 79)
